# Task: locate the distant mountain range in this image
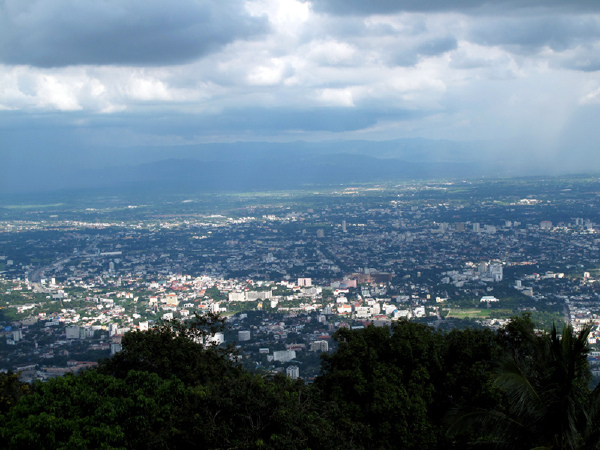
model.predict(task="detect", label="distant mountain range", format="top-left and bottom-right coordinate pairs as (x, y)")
top-left (0, 138), bottom-right (526, 194)
top-left (78, 154), bottom-right (487, 193)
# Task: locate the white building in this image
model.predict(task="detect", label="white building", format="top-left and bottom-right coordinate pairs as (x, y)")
top-left (489, 263), bottom-right (503, 282)
top-left (286, 365), bottom-right (300, 378)
top-left (110, 343), bottom-right (122, 355)
top-left (413, 306), bottom-right (426, 318)
top-left (12, 330), bottom-right (23, 342)
top-left (238, 330), bottom-right (251, 342)
top-left (310, 340), bottom-right (328, 352)
top-left (206, 332), bottom-right (225, 346)
top-left (228, 292), bottom-right (245, 302)
top-left (273, 350), bottom-right (296, 362)
top-left (66, 326), bottom-right (80, 340)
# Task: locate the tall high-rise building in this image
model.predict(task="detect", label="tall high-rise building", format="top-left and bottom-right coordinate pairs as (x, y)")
top-left (316, 229), bottom-right (325, 238)
top-left (298, 278), bottom-right (312, 287)
top-left (489, 263), bottom-right (503, 282)
top-left (66, 326), bottom-right (80, 340)
top-left (342, 220), bottom-right (347, 233)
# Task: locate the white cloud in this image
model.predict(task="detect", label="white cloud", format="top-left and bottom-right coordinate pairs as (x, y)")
top-left (246, 0), bottom-right (310, 35)
top-left (580, 84), bottom-right (600, 104)
top-left (246, 59), bottom-right (290, 86)
top-left (122, 74), bottom-right (172, 102)
top-left (37, 75), bottom-right (82, 111)
top-left (306, 41), bottom-right (359, 66)
top-left (317, 88), bottom-right (355, 106)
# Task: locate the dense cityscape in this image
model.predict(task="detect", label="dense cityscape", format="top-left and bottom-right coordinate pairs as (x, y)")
top-left (3, 176), bottom-right (600, 382)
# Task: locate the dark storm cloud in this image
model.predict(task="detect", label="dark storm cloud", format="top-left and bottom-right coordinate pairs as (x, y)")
top-left (0, 0), bottom-right (268, 67)
top-left (0, 106), bottom-right (427, 151)
top-left (310, 0), bottom-right (600, 16)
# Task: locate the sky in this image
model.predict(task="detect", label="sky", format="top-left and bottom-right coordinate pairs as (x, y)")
top-left (2, 0), bottom-right (600, 187)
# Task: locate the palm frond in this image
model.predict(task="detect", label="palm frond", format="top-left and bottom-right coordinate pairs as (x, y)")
top-left (446, 405), bottom-right (526, 446)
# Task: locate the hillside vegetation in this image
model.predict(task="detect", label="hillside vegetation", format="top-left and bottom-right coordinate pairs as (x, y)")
top-left (1, 314), bottom-right (599, 449)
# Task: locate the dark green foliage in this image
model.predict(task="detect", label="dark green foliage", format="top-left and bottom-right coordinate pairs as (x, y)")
top-left (315, 321), bottom-right (502, 449)
top-left (0, 372), bottom-right (29, 415)
top-left (439, 327), bottom-right (499, 408)
top-left (316, 322), bottom-right (439, 449)
top-left (181, 373), bottom-right (340, 449)
top-left (2, 314), bottom-right (599, 449)
top-left (0, 370), bottom-right (188, 449)
top-left (0, 314), bottom-right (343, 449)
top-left (0, 369), bottom-right (339, 450)
top-left (435, 326), bottom-right (502, 447)
top-left (448, 316), bottom-right (600, 450)
top-left (492, 322), bottom-right (595, 449)
top-left (97, 312), bottom-right (240, 386)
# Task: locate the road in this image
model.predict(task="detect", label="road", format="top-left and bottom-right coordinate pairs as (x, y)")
top-left (28, 267), bottom-right (50, 294)
top-left (28, 257), bottom-right (72, 294)
top-left (564, 302), bottom-right (572, 326)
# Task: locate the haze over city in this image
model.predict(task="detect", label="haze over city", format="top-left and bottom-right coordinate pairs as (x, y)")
top-left (2, 0), bottom-right (600, 193)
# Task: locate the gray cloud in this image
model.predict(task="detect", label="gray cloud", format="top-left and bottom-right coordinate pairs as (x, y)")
top-left (469, 15), bottom-right (600, 53)
top-left (0, 0), bottom-right (268, 67)
top-left (387, 36), bottom-right (457, 67)
top-left (313, 15), bottom-right (426, 41)
top-left (417, 35), bottom-right (458, 55)
top-left (309, 0), bottom-right (482, 15)
top-left (557, 43), bottom-right (600, 71)
top-left (309, 0), bottom-right (600, 16)
top-left (138, 107), bottom-right (426, 134)
top-left (301, 13), bottom-right (456, 69)
top-left (0, 105), bottom-right (427, 146)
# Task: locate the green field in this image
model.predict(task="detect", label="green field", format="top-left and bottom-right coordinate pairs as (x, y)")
top-left (446, 309), bottom-right (490, 319)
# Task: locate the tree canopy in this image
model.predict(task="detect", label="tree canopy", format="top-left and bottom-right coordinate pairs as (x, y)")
top-left (1, 314), bottom-right (599, 449)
